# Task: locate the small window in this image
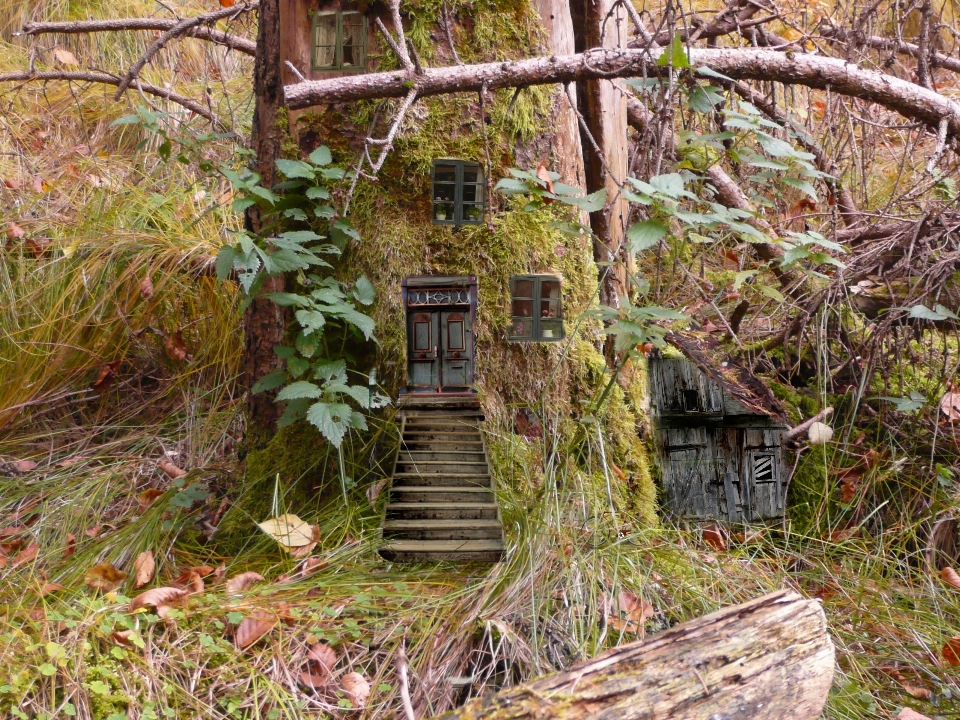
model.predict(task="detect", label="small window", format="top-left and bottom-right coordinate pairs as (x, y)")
top-left (312, 11), bottom-right (367, 71)
top-left (753, 454), bottom-right (776, 483)
top-left (431, 159), bottom-right (484, 226)
top-left (508, 275), bottom-right (565, 342)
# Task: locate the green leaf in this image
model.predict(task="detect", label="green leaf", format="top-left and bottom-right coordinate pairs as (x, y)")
top-left (687, 85), bottom-right (724, 113)
top-left (264, 292), bottom-right (310, 307)
top-left (878, 391), bottom-right (926, 413)
top-left (275, 158), bottom-right (316, 180)
top-left (353, 275), bottom-right (376, 305)
top-left (561, 188), bottom-right (607, 212)
top-left (908, 304), bottom-right (959, 321)
top-left (295, 309), bottom-right (327, 333)
top-left (277, 381), bottom-right (323, 401)
top-left (649, 173), bottom-right (688, 198)
top-left (306, 186), bottom-right (330, 200)
top-left (39, 663), bottom-right (57, 677)
top-left (227, 612), bottom-right (244, 624)
top-left (627, 219), bottom-right (668, 252)
top-left (306, 402), bottom-right (352, 447)
top-left (756, 284), bottom-right (785, 302)
top-left (231, 197), bottom-right (256, 214)
top-left (111, 114), bottom-right (142, 126)
top-left (657, 32), bottom-right (690, 69)
top-left (251, 370), bottom-right (286, 394)
top-left (695, 65), bottom-right (735, 82)
top-left (309, 146), bottom-right (333, 166)
top-left (732, 270), bottom-right (758, 290)
top-left (287, 356), bottom-right (310, 379)
top-left (781, 176), bottom-right (818, 200)
top-left (280, 230), bottom-right (322, 243)
top-left (274, 346), bottom-right (296, 359)
top-left (215, 246), bottom-right (238, 281)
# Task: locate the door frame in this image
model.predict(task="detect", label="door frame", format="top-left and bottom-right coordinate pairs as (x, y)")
top-left (401, 275), bottom-right (478, 393)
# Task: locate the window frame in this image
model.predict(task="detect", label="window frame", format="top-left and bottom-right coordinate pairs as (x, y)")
top-left (508, 275), bottom-right (565, 343)
top-left (311, 11), bottom-right (368, 72)
top-left (430, 159), bottom-right (484, 227)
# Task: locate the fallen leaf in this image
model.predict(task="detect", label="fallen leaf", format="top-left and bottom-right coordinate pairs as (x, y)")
top-left (943, 636), bottom-right (960, 665)
top-left (299, 671), bottom-right (329, 689)
top-left (84, 525), bottom-right (102, 538)
top-left (0, 526), bottom-right (19, 538)
top-left (941, 567), bottom-right (960, 590)
top-left (6, 222), bottom-right (25, 240)
top-left (14, 460), bottom-right (37, 473)
top-left (340, 672), bottom-right (371, 709)
top-left (63, 534), bottom-right (75, 559)
top-left (302, 557), bottom-right (328, 576)
top-left (3, 178), bottom-right (21, 189)
top-left (838, 466), bottom-right (864, 503)
top-left (236, 615), bottom-right (276, 649)
top-left (12, 543), bottom-right (40, 567)
top-left (84, 563), bottom-right (127, 592)
top-left (703, 526), bottom-right (727, 551)
top-left (898, 708), bottom-right (933, 720)
top-left (0, 557), bottom-right (7, 569)
top-left (608, 589), bottom-right (654, 633)
top-left (140, 276), bottom-right (154, 299)
top-left (129, 586), bottom-right (188, 613)
top-left (220, 0), bottom-right (236, 6)
top-left (111, 630), bottom-right (135, 647)
top-left (53, 48), bottom-right (79, 65)
top-left (137, 488), bottom-right (165, 509)
top-left (213, 562), bottom-right (227, 581)
top-left (307, 642), bottom-right (337, 676)
top-left (1, 537), bottom-right (25, 555)
top-left (92, 361), bottom-right (121, 393)
top-left (225, 571), bottom-right (264, 593)
top-left (901, 684), bottom-right (932, 701)
top-left (940, 392), bottom-right (960, 422)
top-left (40, 582), bottom-right (65, 596)
top-left (24, 238), bottom-right (51, 257)
top-left (31, 175), bottom-right (45, 193)
top-left (164, 331), bottom-right (187, 362)
top-left (58, 455), bottom-right (90, 468)
top-left (535, 161), bottom-right (554, 202)
top-left (28, 607), bottom-right (45, 622)
top-left (289, 525), bottom-right (320, 558)
top-left (158, 460), bottom-right (186, 479)
top-left (258, 514), bottom-right (316, 549)
top-left (133, 551), bottom-right (155, 588)
top-left (366, 477), bottom-right (389, 504)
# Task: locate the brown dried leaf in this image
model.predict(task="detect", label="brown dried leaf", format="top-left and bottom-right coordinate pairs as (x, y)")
top-left (0, 526), bottom-right (19, 538)
top-left (133, 551), bottom-right (155, 588)
top-left (84, 525), bottom-right (102, 538)
top-left (702, 526), bottom-right (727, 552)
top-left (366, 477), bottom-right (389, 505)
top-left (340, 672), bottom-right (370, 709)
top-left (139, 276), bottom-right (154, 299)
top-left (25, 238), bottom-right (51, 257)
top-left (84, 562), bottom-right (127, 592)
top-left (235, 615), bottom-right (276, 649)
top-left (40, 582), bottom-right (65, 596)
top-left (901, 684), bottom-right (932, 700)
top-left (92, 361), bottom-right (121, 393)
top-left (941, 392), bottom-right (960, 422)
top-left (289, 525), bottom-right (320, 558)
top-left (164, 331), bottom-right (187, 362)
top-left (535, 161), bottom-right (555, 202)
top-left (12, 543), bottom-right (40, 567)
top-left (307, 642), bottom-right (337, 676)
top-left (941, 566), bottom-right (960, 590)
top-left (14, 460), bottom-right (37, 473)
top-left (3, 178), bottom-right (21, 189)
top-left (225, 571), bottom-right (264, 593)
top-left (213, 562), bottom-right (227, 581)
top-left (898, 709), bottom-right (933, 720)
top-left (63, 534), bottom-right (75, 559)
top-left (943, 636), bottom-right (960, 665)
top-left (53, 48), bottom-right (79, 65)
top-left (6, 222), bottom-right (25, 240)
top-left (58, 455), bottom-right (90, 468)
top-left (298, 671), bottom-right (329, 689)
top-left (129, 586), bottom-right (188, 613)
top-left (137, 488), bottom-right (165, 509)
top-left (111, 630), bottom-right (135, 647)
top-left (158, 460), bottom-right (186, 479)
top-left (608, 589), bottom-right (654, 633)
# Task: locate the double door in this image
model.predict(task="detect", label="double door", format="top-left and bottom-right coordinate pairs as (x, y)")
top-left (407, 309), bottom-right (473, 391)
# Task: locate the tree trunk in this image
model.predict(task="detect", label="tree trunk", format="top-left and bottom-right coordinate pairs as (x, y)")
top-left (432, 590), bottom-right (834, 720)
top-left (244, 0), bottom-right (286, 438)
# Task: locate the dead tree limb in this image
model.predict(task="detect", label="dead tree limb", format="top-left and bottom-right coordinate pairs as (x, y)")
top-left (19, 17), bottom-right (256, 56)
top-left (284, 47), bottom-right (960, 142)
top-left (819, 25), bottom-right (960, 75)
top-left (785, 407), bottom-right (835, 443)
top-left (0, 71), bottom-right (216, 123)
top-left (432, 590), bottom-right (834, 720)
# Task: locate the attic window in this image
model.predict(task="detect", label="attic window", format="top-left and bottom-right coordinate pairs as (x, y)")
top-left (680, 389), bottom-right (700, 412)
top-left (508, 275), bottom-right (564, 342)
top-left (312, 11), bottom-right (367, 71)
top-left (432, 160), bottom-right (484, 226)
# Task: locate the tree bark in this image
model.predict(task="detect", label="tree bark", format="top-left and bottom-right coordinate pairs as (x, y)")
top-left (432, 590), bottom-right (834, 720)
top-left (283, 47), bottom-right (960, 138)
top-left (244, 0), bottom-right (286, 437)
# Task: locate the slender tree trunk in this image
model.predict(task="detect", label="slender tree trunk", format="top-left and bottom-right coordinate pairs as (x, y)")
top-left (244, 0), bottom-right (286, 438)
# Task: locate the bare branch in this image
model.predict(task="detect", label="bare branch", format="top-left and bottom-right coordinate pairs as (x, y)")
top-left (114, 3), bottom-right (258, 99)
top-left (284, 47), bottom-right (960, 144)
top-left (0, 70), bottom-right (217, 124)
top-left (20, 16), bottom-right (256, 56)
top-left (819, 25), bottom-right (960, 75)
top-left (784, 407), bottom-right (835, 443)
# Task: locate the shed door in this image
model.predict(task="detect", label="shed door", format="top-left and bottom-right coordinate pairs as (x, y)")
top-left (748, 450), bottom-right (783, 518)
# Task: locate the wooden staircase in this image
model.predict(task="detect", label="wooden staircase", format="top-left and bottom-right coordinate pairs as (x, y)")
top-left (379, 401), bottom-right (505, 563)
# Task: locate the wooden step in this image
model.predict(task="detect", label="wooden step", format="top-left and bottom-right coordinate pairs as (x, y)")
top-left (385, 502), bottom-right (499, 520)
top-left (379, 539), bottom-right (504, 563)
top-left (395, 461), bottom-right (489, 474)
top-left (382, 519), bottom-right (503, 540)
top-left (402, 430), bottom-right (482, 437)
top-left (391, 486), bottom-right (494, 503)
top-left (400, 441), bottom-right (484, 452)
top-left (391, 475), bottom-right (491, 488)
top-left (399, 451), bottom-right (487, 463)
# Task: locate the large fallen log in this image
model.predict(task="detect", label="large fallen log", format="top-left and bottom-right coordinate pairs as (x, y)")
top-left (433, 589), bottom-right (834, 720)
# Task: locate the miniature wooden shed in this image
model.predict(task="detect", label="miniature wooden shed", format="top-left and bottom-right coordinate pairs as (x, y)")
top-left (649, 333), bottom-right (789, 523)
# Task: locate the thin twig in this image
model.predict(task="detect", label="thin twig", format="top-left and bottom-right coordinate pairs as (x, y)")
top-left (926, 116), bottom-right (950, 174)
top-left (284, 61), bottom-right (306, 83)
top-left (441, 0), bottom-right (463, 65)
top-left (396, 641), bottom-right (416, 720)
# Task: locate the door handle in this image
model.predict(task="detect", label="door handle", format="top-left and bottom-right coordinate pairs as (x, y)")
top-left (433, 346), bottom-right (438, 359)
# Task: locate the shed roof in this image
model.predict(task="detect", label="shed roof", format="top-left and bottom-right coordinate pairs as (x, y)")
top-left (663, 331), bottom-right (788, 422)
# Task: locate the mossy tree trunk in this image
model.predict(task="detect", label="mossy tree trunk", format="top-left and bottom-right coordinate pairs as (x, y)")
top-left (244, 0), bottom-right (286, 440)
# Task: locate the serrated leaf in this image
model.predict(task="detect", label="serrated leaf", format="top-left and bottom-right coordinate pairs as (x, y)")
top-left (908, 304), bottom-right (957, 321)
top-left (756, 284), bottom-right (785, 302)
top-left (264, 292), bottom-right (309, 307)
top-left (306, 402), bottom-right (352, 447)
top-left (353, 275), bottom-right (376, 305)
top-left (251, 369), bottom-right (286, 394)
top-left (287, 356), bottom-right (310, 379)
top-left (561, 188), bottom-right (607, 212)
top-left (657, 32), bottom-right (690, 68)
top-left (277, 381), bottom-right (322, 401)
top-left (295, 309), bottom-right (327, 333)
top-left (627, 219), bottom-right (668, 252)
top-left (215, 246), bottom-right (237, 281)
top-left (275, 159), bottom-right (315, 180)
top-left (733, 270), bottom-right (758, 290)
top-left (309, 146), bottom-right (333, 166)
top-left (306, 186), bottom-right (330, 200)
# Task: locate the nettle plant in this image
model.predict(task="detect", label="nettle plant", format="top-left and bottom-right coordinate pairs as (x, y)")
top-left (215, 147), bottom-right (390, 445)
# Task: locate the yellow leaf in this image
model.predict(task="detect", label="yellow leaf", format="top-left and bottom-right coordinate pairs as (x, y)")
top-left (340, 672), bottom-right (370, 709)
top-left (53, 48), bottom-right (79, 65)
top-left (84, 563), bottom-right (127, 592)
top-left (133, 550), bottom-right (155, 588)
top-left (257, 514), bottom-right (316, 548)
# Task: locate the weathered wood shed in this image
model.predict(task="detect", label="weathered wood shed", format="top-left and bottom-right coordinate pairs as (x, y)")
top-left (649, 332), bottom-right (788, 523)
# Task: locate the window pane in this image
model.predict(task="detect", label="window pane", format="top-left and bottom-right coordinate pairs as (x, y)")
top-left (540, 299), bottom-right (561, 318)
top-left (512, 298), bottom-right (533, 317)
top-left (510, 317), bottom-right (532, 338)
top-left (433, 183), bottom-right (455, 202)
top-left (313, 15), bottom-right (337, 68)
top-left (462, 184), bottom-right (480, 203)
top-left (462, 166), bottom-right (482, 184)
top-left (540, 318), bottom-right (563, 339)
top-left (513, 279), bottom-right (534, 298)
top-left (541, 280), bottom-right (561, 299)
top-left (433, 164), bottom-right (457, 183)
top-left (462, 204), bottom-right (482, 222)
top-left (341, 14), bottom-right (365, 66)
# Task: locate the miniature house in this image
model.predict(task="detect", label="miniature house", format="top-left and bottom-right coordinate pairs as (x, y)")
top-left (649, 333), bottom-right (788, 523)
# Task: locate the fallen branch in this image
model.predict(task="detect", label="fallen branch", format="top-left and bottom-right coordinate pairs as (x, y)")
top-left (432, 590), bottom-right (834, 720)
top-left (20, 16), bottom-right (256, 56)
top-left (785, 407), bottom-right (835, 443)
top-left (284, 47), bottom-right (960, 142)
top-left (0, 71), bottom-right (216, 123)
top-left (820, 25), bottom-right (960, 75)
